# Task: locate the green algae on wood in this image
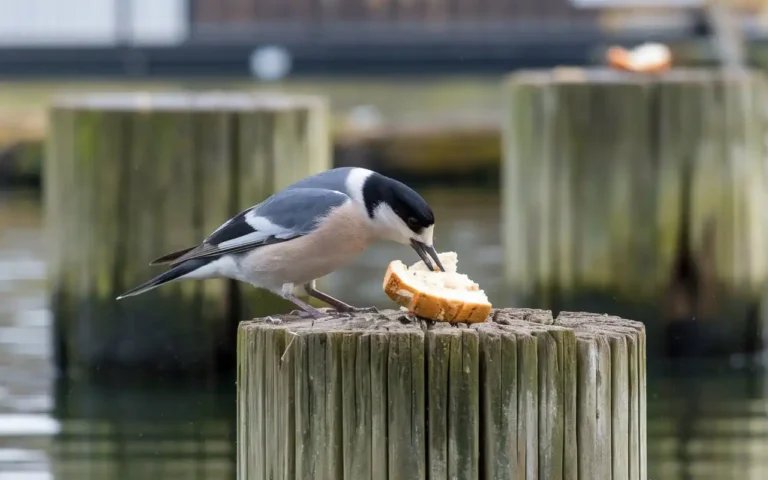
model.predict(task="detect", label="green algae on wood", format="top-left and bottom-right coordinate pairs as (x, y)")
top-left (45, 92), bottom-right (330, 379)
top-left (502, 68), bottom-right (768, 356)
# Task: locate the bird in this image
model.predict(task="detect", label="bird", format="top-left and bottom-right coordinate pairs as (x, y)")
top-left (116, 167), bottom-right (445, 320)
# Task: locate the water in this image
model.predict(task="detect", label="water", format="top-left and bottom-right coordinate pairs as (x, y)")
top-left (2, 189), bottom-right (768, 479)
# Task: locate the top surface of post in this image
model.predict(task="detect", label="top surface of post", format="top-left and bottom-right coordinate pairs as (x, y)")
top-left (239, 307), bottom-right (646, 337)
top-left (51, 91), bottom-right (327, 112)
top-left (506, 67), bottom-right (762, 86)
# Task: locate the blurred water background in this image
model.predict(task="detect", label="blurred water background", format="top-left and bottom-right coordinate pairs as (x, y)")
top-left (3, 175), bottom-right (768, 479)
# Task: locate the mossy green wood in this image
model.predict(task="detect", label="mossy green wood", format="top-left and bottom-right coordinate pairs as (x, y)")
top-left (502, 68), bottom-right (768, 355)
top-left (45, 93), bottom-right (330, 378)
top-left (237, 307), bottom-right (647, 480)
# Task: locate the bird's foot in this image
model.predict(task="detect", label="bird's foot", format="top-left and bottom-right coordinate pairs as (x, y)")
top-left (344, 306), bottom-right (380, 314)
top-left (288, 307), bottom-right (332, 320)
top-left (328, 305), bottom-right (380, 318)
top-left (265, 316), bottom-right (283, 325)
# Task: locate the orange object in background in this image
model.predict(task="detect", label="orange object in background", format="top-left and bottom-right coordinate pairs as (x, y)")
top-left (607, 43), bottom-right (672, 73)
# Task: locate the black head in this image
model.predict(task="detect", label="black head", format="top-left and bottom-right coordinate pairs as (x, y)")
top-left (361, 173), bottom-right (444, 271)
top-left (362, 173), bottom-right (435, 234)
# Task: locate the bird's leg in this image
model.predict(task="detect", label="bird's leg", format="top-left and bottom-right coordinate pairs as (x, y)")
top-left (303, 281), bottom-right (380, 314)
top-left (283, 292), bottom-right (329, 320)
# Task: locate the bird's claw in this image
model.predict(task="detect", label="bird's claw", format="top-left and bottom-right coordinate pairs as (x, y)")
top-left (289, 308), bottom-right (332, 321)
top-left (355, 306), bottom-right (380, 314)
top-left (287, 306), bottom-right (379, 321)
top-left (329, 306), bottom-right (380, 318)
top-left (265, 316), bottom-right (283, 325)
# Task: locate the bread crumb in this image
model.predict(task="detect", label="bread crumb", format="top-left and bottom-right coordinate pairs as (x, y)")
top-left (404, 251), bottom-right (488, 303)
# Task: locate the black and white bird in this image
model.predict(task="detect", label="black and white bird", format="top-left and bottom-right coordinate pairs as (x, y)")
top-left (116, 167), bottom-right (444, 318)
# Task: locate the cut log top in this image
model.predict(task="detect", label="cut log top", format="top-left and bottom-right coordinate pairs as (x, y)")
top-left (238, 307), bottom-right (645, 338)
top-left (507, 67), bottom-right (761, 85)
top-left (237, 307), bottom-right (647, 480)
top-left (51, 91), bottom-right (327, 112)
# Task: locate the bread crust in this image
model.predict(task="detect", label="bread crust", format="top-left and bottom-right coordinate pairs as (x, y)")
top-left (607, 44), bottom-right (671, 73)
top-left (382, 260), bottom-right (491, 324)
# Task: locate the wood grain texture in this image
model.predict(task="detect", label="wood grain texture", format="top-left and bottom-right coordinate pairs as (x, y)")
top-left (45, 92), bottom-right (330, 378)
top-left (237, 307), bottom-right (647, 480)
top-left (502, 68), bottom-right (768, 357)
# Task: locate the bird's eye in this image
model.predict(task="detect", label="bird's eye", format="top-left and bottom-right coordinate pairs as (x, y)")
top-left (407, 217), bottom-right (420, 228)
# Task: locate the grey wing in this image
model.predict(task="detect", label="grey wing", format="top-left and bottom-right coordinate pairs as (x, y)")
top-left (164, 188), bottom-right (350, 265)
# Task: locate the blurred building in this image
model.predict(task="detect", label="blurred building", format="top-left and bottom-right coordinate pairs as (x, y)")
top-left (0, 0), bottom-right (759, 76)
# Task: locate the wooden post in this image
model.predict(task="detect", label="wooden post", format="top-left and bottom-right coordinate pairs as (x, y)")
top-left (236, 307), bottom-right (647, 480)
top-left (45, 92), bottom-right (330, 378)
top-left (501, 68), bottom-right (768, 356)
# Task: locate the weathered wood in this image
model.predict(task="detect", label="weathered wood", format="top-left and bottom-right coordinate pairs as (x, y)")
top-left (502, 68), bottom-right (768, 356)
top-left (45, 92), bottom-right (330, 379)
top-left (237, 307), bottom-right (647, 479)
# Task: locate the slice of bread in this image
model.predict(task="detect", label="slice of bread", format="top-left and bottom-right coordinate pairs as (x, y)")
top-left (382, 251), bottom-right (491, 323)
top-left (607, 43), bottom-right (671, 73)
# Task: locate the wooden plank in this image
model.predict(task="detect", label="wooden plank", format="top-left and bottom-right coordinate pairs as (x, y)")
top-left (639, 329), bottom-right (647, 480)
top-left (560, 328), bottom-right (578, 480)
top-left (308, 331), bottom-right (328, 478)
top-left (236, 323), bottom-right (249, 480)
top-left (326, 330), bottom-right (344, 480)
top-left (535, 330), bottom-right (563, 480)
top-left (237, 308), bottom-right (647, 480)
top-left (387, 330), bottom-right (426, 480)
top-left (628, 331), bottom-right (640, 480)
top-left (370, 332), bottom-right (390, 480)
top-left (610, 334), bottom-right (630, 480)
top-left (576, 337), bottom-right (599, 480)
top-left (596, 335), bottom-right (613, 479)
top-left (517, 331), bottom-right (538, 480)
top-left (264, 325), bottom-right (277, 480)
top-left (277, 327), bottom-right (297, 480)
top-left (294, 333), bottom-right (312, 480)
top-left (426, 326), bottom-right (451, 479)
top-left (477, 324), bottom-right (520, 479)
top-left (448, 329), bottom-right (479, 479)
top-left (342, 332), bottom-right (372, 480)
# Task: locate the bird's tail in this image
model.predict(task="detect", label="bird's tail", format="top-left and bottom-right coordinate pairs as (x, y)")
top-left (149, 245), bottom-right (197, 265)
top-left (115, 258), bottom-right (212, 300)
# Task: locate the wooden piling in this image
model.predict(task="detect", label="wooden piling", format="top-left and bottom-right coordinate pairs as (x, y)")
top-left (501, 68), bottom-right (768, 356)
top-left (45, 92), bottom-right (330, 378)
top-left (236, 307), bottom-right (647, 480)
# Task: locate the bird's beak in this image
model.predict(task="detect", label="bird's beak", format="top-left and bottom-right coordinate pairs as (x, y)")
top-left (410, 239), bottom-right (445, 272)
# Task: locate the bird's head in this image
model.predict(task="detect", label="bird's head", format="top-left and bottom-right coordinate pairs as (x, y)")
top-left (358, 171), bottom-right (444, 272)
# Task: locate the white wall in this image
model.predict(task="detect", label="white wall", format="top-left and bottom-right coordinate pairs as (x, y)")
top-left (0, 0), bottom-right (188, 46)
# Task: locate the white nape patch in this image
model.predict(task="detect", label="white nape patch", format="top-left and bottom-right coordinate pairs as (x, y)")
top-left (178, 256), bottom-right (239, 280)
top-left (345, 167), bottom-right (374, 205)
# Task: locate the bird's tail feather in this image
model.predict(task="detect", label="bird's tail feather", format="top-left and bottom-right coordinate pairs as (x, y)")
top-left (116, 258), bottom-right (211, 300)
top-left (149, 246), bottom-right (197, 266)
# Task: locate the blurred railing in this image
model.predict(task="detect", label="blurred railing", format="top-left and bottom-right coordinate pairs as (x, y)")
top-left (1, 0), bottom-right (767, 48)
top-left (188, 0), bottom-right (602, 43)
top-left (191, 0), bottom-right (593, 22)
